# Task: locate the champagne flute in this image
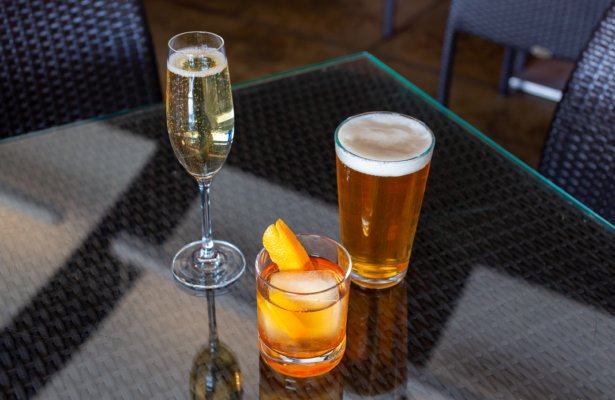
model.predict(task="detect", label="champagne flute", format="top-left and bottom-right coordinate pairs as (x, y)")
top-left (166, 31), bottom-right (245, 290)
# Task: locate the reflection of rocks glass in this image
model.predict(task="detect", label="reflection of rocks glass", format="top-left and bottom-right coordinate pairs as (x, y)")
top-left (259, 357), bottom-right (343, 400)
top-left (344, 281), bottom-right (408, 397)
top-left (190, 290), bottom-right (242, 399)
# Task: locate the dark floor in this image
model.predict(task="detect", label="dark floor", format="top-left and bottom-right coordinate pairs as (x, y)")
top-left (143, 0), bottom-right (563, 168)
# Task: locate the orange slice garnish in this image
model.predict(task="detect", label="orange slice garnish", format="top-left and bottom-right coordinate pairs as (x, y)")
top-left (262, 219), bottom-right (312, 271)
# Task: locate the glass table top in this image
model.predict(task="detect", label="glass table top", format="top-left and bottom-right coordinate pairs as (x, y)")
top-left (1, 53), bottom-right (614, 399)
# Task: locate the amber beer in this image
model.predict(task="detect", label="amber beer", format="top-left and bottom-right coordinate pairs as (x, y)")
top-left (335, 112), bottom-right (434, 289)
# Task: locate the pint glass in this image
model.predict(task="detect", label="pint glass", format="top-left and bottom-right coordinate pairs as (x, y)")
top-left (335, 112), bottom-right (435, 289)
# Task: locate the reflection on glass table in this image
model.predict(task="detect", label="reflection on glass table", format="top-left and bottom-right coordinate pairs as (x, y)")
top-left (344, 281), bottom-right (408, 397)
top-left (190, 290), bottom-right (242, 399)
top-left (259, 356), bottom-right (343, 399)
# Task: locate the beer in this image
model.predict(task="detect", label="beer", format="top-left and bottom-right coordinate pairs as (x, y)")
top-left (335, 112), bottom-right (434, 289)
top-left (166, 47), bottom-right (234, 179)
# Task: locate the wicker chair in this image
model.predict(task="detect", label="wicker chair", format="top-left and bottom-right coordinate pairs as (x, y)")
top-left (437, 0), bottom-right (611, 106)
top-left (0, 0), bottom-right (161, 139)
top-left (539, 4), bottom-right (615, 225)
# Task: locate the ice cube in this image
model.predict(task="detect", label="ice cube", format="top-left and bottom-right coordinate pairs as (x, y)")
top-left (258, 294), bottom-right (307, 340)
top-left (270, 270), bottom-right (339, 293)
top-left (269, 270), bottom-right (340, 310)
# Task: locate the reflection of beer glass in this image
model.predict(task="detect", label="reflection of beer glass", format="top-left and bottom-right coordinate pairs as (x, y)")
top-left (344, 281), bottom-right (408, 396)
top-left (335, 112), bottom-right (435, 289)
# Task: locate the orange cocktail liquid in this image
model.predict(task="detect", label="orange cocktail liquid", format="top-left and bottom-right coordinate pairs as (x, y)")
top-left (257, 256), bottom-right (348, 377)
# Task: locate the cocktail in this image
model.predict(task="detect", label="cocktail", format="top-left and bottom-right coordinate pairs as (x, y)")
top-left (335, 112), bottom-right (435, 289)
top-left (255, 220), bottom-right (352, 377)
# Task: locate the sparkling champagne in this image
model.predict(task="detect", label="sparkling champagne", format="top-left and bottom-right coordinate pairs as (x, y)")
top-left (166, 47), bottom-right (234, 179)
top-left (166, 32), bottom-right (245, 291)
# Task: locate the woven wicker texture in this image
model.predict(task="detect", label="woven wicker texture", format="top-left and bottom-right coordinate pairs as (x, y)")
top-left (437, 0), bottom-right (612, 105)
top-left (539, 4), bottom-right (615, 225)
top-left (0, 0), bottom-right (161, 139)
top-left (1, 56), bottom-right (614, 399)
top-left (448, 0), bottom-right (611, 58)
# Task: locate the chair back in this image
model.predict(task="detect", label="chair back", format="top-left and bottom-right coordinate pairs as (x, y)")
top-left (449, 0), bottom-right (611, 59)
top-left (539, 4), bottom-right (615, 224)
top-left (0, 0), bottom-right (161, 139)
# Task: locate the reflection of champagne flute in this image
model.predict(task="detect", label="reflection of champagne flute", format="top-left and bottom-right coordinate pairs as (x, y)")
top-left (344, 281), bottom-right (408, 396)
top-left (259, 357), bottom-right (343, 399)
top-left (166, 31), bottom-right (245, 291)
top-left (190, 290), bottom-right (242, 399)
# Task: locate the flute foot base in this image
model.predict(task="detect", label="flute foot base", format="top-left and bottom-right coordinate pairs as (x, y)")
top-left (172, 240), bottom-right (245, 292)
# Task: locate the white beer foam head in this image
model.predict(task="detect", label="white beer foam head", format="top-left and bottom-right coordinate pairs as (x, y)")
top-left (335, 112), bottom-right (434, 177)
top-left (167, 47), bottom-right (227, 77)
